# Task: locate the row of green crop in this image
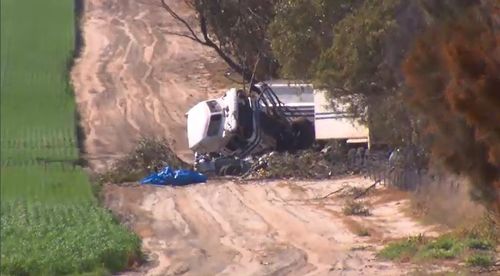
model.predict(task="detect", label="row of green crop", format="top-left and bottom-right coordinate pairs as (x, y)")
top-left (0, 0), bottom-right (141, 275)
top-left (1, 201), bottom-right (141, 275)
top-left (1, 127), bottom-right (79, 164)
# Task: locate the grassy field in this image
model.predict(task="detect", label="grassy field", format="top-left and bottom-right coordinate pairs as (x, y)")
top-left (0, 0), bottom-right (141, 275)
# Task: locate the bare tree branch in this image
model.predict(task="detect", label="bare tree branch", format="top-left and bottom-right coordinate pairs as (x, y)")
top-left (160, 0), bottom-right (256, 84)
top-left (353, 180), bottom-right (381, 199)
top-left (161, 31), bottom-right (204, 43)
top-left (160, 0), bottom-right (205, 44)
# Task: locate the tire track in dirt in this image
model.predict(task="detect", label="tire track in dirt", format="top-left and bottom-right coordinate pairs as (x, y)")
top-left (106, 177), bottom-right (439, 275)
top-left (74, 1), bottom-right (445, 275)
top-left (72, 0), bottom-right (229, 170)
top-left (231, 184), bottom-right (340, 275)
top-left (192, 192), bottom-right (260, 274)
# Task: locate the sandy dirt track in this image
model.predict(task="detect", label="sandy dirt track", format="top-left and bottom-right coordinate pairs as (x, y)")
top-left (71, 0), bottom-right (228, 170)
top-left (72, 1), bottom-right (446, 275)
top-left (105, 177), bottom-right (440, 276)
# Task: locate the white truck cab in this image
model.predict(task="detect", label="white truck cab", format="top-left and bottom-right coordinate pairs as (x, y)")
top-left (186, 81), bottom-right (370, 174)
top-left (187, 88), bottom-right (239, 155)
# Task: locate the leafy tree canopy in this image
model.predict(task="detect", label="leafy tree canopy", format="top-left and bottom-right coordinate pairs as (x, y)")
top-left (313, 0), bottom-right (400, 97)
top-left (269, 0), bottom-right (361, 79)
top-left (187, 0), bottom-right (277, 80)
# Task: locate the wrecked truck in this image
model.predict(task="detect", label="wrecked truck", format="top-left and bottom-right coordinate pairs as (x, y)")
top-left (186, 81), bottom-right (370, 175)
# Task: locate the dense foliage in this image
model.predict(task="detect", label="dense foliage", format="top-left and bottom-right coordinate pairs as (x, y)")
top-left (0, 0), bottom-right (140, 274)
top-left (404, 2), bottom-right (500, 212)
top-left (269, 0), bottom-right (361, 79)
top-left (313, 0), bottom-right (400, 95)
top-left (178, 0), bottom-right (500, 214)
top-left (187, 0), bottom-right (277, 80)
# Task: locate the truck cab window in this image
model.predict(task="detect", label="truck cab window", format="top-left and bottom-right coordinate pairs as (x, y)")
top-left (238, 99), bottom-right (254, 139)
top-left (207, 114), bottom-right (222, 136)
top-left (206, 100), bottom-right (221, 113)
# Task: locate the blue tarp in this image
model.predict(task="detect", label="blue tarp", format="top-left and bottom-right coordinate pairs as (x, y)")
top-left (140, 166), bottom-right (207, 186)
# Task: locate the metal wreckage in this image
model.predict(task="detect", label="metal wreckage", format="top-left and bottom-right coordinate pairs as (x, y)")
top-left (185, 80), bottom-right (378, 177)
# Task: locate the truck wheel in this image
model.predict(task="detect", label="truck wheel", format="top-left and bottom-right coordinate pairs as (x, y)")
top-left (219, 164), bottom-right (242, 176)
top-left (291, 118), bottom-right (315, 150)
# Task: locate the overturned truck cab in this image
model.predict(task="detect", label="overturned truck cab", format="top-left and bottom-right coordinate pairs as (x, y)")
top-left (186, 88), bottom-right (277, 174)
top-left (186, 81), bottom-right (369, 175)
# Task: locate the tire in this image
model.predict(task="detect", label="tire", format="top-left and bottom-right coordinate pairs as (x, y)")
top-left (219, 164), bottom-right (242, 176)
top-left (291, 118), bottom-right (315, 150)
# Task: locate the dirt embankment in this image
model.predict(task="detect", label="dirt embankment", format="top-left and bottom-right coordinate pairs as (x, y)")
top-left (71, 0), bottom-right (229, 171)
top-left (105, 177), bottom-right (441, 276)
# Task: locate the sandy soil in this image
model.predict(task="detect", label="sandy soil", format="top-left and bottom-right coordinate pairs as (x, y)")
top-left (71, 0), bottom-right (230, 170)
top-left (104, 177), bottom-right (441, 276)
top-left (72, 1), bottom-right (448, 275)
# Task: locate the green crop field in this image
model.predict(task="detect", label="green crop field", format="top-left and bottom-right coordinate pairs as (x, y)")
top-left (0, 0), bottom-right (141, 275)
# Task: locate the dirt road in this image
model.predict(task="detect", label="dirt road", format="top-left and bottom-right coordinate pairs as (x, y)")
top-left (73, 1), bottom-right (444, 275)
top-left (105, 177), bottom-right (440, 276)
top-left (71, 0), bottom-right (229, 170)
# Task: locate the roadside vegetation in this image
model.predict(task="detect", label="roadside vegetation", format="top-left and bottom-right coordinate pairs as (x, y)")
top-left (175, 0), bottom-right (499, 211)
top-left (342, 199), bottom-right (371, 216)
top-left (0, 0), bottom-right (140, 275)
top-left (98, 137), bottom-right (188, 184)
top-left (379, 215), bottom-right (499, 269)
top-left (2, 0), bottom-right (495, 273)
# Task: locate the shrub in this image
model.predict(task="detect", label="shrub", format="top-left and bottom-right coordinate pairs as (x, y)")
top-left (466, 238), bottom-right (493, 251)
top-left (99, 138), bottom-right (189, 183)
top-left (466, 254), bottom-right (494, 268)
top-left (418, 235), bottom-right (463, 259)
top-left (356, 228), bottom-right (371, 237)
top-left (378, 235), bottom-right (426, 261)
top-left (342, 200), bottom-right (371, 216)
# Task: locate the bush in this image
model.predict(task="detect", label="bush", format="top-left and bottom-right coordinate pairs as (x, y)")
top-left (378, 235), bottom-right (426, 260)
top-left (466, 238), bottom-right (493, 251)
top-left (466, 254), bottom-right (494, 268)
top-left (342, 200), bottom-right (371, 216)
top-left (99, 138), bottom-right (189, 183)
top-left (379, 221), bottom-right (498, 267)
top-left (356, 228), bottom-right (371, 237)
top-left (418, 235), bottom-right (463, 259)
top-left (341, 186), bottom-right (366, 198)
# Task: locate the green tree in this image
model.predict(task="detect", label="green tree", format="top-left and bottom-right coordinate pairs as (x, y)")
top-left (162, 0), bottom-right (276, 83)
top-left (269, 0), bottom-right (361, 79)
top-left (313, 0), bottom-right (400, 98)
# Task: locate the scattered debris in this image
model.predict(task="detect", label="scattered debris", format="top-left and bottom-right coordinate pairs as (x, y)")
top-left (241, 149), bottom-right (349, 180)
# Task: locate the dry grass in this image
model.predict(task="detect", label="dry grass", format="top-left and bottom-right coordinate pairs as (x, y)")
top-left (99, 138), bottom-right (189, 184)
top-left (343, 199), bottom-right (371, 216)
top-left (342, 217), bottom-right (373, 237)
top-left (371, 187), bottom-right (408, 205)
top-left (340, 186), bottom-right (366, 198)
top-left (409, 175), bottom-right (487, 228)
